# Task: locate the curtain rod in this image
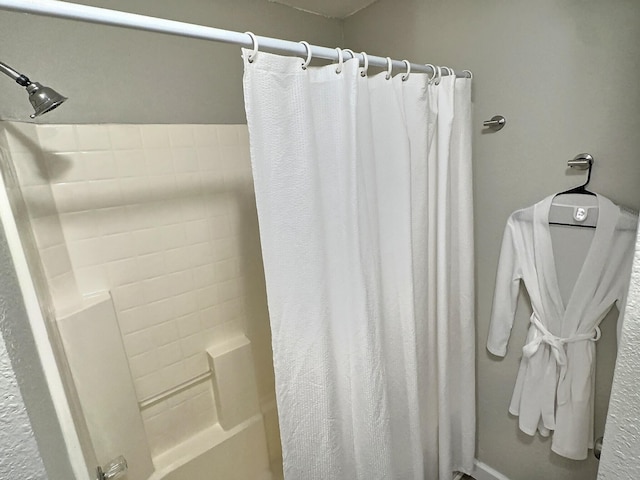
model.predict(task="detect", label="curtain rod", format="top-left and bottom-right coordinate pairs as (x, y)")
top-left (0, 0), bottom-right (470, 78)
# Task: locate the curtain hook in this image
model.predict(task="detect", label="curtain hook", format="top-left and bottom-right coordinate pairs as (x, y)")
top-left (360, 51), bottom-right (369, 77)
top-left (245, 31), bottom-right (259, 63)
top-left (444, 66), bottom-right (455, 77)
top-left (463, 69), bottom-right (473, 79)
top-left (335, 47), bottom-right (344, 74)
top-left (425, 63), bottom-right (436, 84)
top-left (434, 66), bottom-right (442, 85)
top-left (299, 41), bottom-right (312, 69)
top-left (385, 57), bottom-right (393, 80)
top-left (401, 59), bottom-right (411, 81)
top-left (343, 48), bottom-right (357, 64)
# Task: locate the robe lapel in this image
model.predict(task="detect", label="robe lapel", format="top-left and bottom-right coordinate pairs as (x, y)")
top-left (561, 195), bottom-right (619, 336)
top-left (533, 195), bottom-right (565, 331)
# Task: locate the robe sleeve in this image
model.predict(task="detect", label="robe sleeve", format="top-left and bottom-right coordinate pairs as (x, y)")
top-left (487, 217), bottom-right (523, 357)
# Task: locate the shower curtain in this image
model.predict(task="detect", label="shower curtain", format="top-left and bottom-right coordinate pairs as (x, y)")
top-left (243, 50), bottom-right (475, 480)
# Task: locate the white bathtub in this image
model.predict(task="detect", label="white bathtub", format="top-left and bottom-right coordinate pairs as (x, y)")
top-left (150, 414), bottom-right (274, 480)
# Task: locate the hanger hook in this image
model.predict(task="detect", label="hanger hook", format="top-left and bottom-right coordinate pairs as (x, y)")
top-left (402, 60), bottom-right (411, 81)
top-left (245, 32), bottom-right (259, 63)
top-left (299, 41), bottom-right (312, 69)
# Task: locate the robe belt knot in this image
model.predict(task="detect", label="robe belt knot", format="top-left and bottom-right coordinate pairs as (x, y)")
top-left (523, 313), bottom-right (601, 405)
top-left (523, 313), bottom-right (601, 365)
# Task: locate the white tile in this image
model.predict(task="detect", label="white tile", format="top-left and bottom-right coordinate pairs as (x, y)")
top-left (112, 283), bottom-right (145, 311)
top-left (130, 350), bottom-right (160, 379)
top-left (59, 211), bottom-right (98, 241)
top-left (168, 125), bottom-right (194, 147)
top-left (180, 333), bottom-right (204, 358)
top-left (163, 248), bottom-right (190, 275)
top-left (192, 125), bottom-right (219, 147)
top-left (123, 329), bottom-right (156, 357)
top-left (21, 185), bottom-right (58, 218)
top-left (87, 179), bottom-right (123, 209)
top-left (183, 353), bottom-right (208, 379)
top-left (145, 149), bottom-right (173, 176)
top-left (74, 265), bottom-right (109, 295)
top-left (150, 321), bottom-right (179, 347)
top-left (145, 298), bottom-right (176, 325)
top-left (36, 124), bottom-right (77, 152)
top-left (160, 224), bottom-right (186, 250)
top-left (140, 125), bottom-right (170, 149)
top-left (82, 151), bottom-right (117, 180)
top-left (107, 257), bottom-right (140, 286)
top-left (11, 152), bottom-right (49, 186)
top-left (75, 125), bottom-right (112, 151)
top-left (157, 342), bottom-right (182, 367)
top-left (196, 146), bottom-right (221, 171)
top-left (45, 152), bottom-right (87, 183)
top-left (40, 244), bottom-right (73, 279)
top-left (216, 125), bottom-right (239, 147)
top-left (133, 228), bottom-right (165, 256)
top-left (95, 207), bottom-right (130, 236)
top-left (108, 125), bottom-right (142, 150)
top-left (67, 237), bottom-right (103, 268)
top-left (176, 312), bottom-right (201, 338)
top-left (184, 219), bottom-right (210, 245)
top-left (30, 215), bottom-right (66, 250)
top-left (101, 232), bottom-right (136, 262)
top-left (172, 147), bottom-right (199, 173)
top-left (172, 292), bottom-right (198, 318)
top-left (50, 182), bottom-right (89, 214)
top-left (114, 149), bottom-right (147, 177)
top-left (3, 123), bottom-right (37, 153)
top-left (137, 252), bottom-right (166, 280)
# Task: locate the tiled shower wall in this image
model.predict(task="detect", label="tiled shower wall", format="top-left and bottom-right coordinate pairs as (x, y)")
top-left (0, 122), bottom-right (276, 457)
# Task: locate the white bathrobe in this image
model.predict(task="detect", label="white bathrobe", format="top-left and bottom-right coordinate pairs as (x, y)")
top-left (487, 194), bottom-right (637, 460)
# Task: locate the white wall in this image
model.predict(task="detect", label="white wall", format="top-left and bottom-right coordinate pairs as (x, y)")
top-left (598, 225), bottom-right (640, 480)
top-left (345, 1), bottom-right (640, 479)
top-left (0, 218), bottom-right (74, 479)
top-left (0, 0), bottom-right (342, 124)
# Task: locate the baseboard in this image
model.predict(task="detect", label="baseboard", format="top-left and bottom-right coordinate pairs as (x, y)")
top-left (472, 459), bottom-right (510, 480)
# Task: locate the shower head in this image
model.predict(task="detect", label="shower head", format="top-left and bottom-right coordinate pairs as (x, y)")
top-left (0, 61), bottom-right (67, 118)
top-left (25, 82), bottom-right (67, 118)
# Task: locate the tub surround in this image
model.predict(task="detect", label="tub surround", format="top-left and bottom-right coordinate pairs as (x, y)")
top-left (0, 121), bottom-right (280, 478)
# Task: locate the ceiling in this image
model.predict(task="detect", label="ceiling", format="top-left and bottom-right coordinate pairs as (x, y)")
top-left (268, 0), bottom-right (379, 19)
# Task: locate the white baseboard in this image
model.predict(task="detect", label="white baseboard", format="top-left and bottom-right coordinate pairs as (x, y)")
top-left (472, 459), bottom-right (510, 480)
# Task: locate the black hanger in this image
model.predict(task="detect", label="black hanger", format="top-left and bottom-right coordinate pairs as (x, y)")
top-left (550, 154), bottom-right (597, 228)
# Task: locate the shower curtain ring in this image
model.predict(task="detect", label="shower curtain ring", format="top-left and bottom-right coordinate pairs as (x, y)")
top-left (402, 60), bottom-right (411, 81)
top-left (245, 32), bottom-right (259, 63)
top-left (463, 69), bottom-right (473, 79)
top-left (360, 52), bottom-right (369, 77)
top-left (385, 57), bottom-right (393, 80)
top-left (335, 47), bottom-right (344, 74)
top-left (425, 64), bottom-right (436, 84)
top-left (343, 48), bottom-right (357, 64)
top-left (443, 66), bottom-right (454, 77)
top-left (434, 66), bottom-right (442, 85)
top-left (299, 41), bottom-right (312, 69)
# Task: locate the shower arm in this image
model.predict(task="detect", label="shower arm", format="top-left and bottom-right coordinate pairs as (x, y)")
top-left (0, 61), bottom-right (32, 86)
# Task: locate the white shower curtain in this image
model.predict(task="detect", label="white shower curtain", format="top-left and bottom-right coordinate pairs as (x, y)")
top-left (243, 49), bottom-right (475, 480)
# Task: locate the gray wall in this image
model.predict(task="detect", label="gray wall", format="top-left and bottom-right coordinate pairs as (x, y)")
top-left (344, 1), bottom-right (640, 479)
top-left (0, 0), bottom-right (342, 124)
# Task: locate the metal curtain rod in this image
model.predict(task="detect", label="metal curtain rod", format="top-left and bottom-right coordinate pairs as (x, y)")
top-left (0, 0), bottom-right (470, 78)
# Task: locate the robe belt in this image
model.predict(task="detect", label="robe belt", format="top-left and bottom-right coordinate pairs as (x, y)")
top-left (522, 313), bottom-right (601, 404)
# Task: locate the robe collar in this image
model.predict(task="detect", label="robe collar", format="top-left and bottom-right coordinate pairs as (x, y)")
top-left (532, 194), bottom-right (619, 335)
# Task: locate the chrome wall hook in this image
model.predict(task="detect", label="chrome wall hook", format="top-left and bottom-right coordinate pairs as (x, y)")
top-left (483, 115), bottom-right (506, 131)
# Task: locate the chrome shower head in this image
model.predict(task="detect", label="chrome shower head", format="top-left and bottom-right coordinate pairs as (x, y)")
top-left (25, 82), bottom-right (67, 118)
top-left (0, 61), bottom-right (67, 118)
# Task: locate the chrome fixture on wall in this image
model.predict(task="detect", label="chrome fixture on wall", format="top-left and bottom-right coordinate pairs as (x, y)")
top-left (0, 60), bottom-right (67, 118)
